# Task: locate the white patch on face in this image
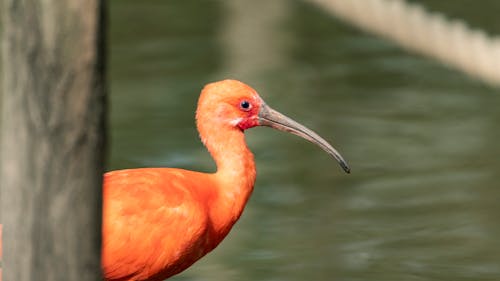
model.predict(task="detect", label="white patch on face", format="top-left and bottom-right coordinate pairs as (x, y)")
top-left (229, 117), bottom-right (243, 127)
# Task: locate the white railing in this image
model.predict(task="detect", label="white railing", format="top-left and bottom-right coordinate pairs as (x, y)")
top-left (308, 0), bottom-right (500, 87)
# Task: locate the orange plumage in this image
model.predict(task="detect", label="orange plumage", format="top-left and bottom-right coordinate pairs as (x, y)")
top-left (102, 169), bottom-right (239, 280)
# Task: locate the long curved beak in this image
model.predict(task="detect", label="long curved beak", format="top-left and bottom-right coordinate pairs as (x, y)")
top-left (258, 103), bottom-right (350, 173)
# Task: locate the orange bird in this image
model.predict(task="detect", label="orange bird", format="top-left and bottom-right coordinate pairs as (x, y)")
top-left (103, 79), bottom-right (350, 280)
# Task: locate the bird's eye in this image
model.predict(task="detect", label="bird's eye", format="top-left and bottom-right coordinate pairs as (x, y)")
top-left (240, 100), bottom-right (252, 111)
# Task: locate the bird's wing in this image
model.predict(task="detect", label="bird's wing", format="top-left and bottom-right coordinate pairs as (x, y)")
top-left (102, 168), bottom-right (213, 281)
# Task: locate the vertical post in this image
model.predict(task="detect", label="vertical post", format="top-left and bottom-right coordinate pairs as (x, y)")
top-left (1, 0), bottom-right (106, 280)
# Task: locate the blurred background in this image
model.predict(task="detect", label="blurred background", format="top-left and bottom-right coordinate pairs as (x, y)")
top-left (3, 0), bottom-right (500, 280)
top-left (109, 0), bottom-right (500, 281)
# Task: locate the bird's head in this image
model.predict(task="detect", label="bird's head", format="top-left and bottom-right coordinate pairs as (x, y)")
top-left (197, 79), bottom-right (262, 131)
top-left (196, 79), bottom-right (350, 173)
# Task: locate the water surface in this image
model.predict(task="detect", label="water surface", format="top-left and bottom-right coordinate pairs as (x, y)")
top-left (109, 1), bottom-right (500, 280)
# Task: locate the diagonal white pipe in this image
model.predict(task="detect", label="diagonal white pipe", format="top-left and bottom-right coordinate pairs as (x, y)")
top-left (307, 0), bottom-right (500, 87)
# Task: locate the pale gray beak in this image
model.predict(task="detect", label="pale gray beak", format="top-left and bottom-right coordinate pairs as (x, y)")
top-left (258, 103), bottom-right (350, 173)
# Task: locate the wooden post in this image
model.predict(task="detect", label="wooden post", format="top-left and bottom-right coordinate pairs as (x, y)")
top-left (1, 0), bottom-right (107, 280)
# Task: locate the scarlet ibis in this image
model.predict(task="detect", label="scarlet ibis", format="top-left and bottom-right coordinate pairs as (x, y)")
top-left (102, 79), bottom-right (349, 280)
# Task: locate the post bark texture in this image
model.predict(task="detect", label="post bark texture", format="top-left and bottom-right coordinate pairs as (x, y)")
top-left (1, 0), bottom-right (106, 280)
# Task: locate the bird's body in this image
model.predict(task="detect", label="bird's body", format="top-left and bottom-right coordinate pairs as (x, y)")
top-left (102, 169), bottom-right (244, 280)
top-left (102, 169), bottom-right (223, 281)
top-left (102, 152), bottom-right (256, 280)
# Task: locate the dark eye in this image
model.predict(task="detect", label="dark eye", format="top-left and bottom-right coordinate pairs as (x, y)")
top-left (240, 100), bottom-right (252, 111)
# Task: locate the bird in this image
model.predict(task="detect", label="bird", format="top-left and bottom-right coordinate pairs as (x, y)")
top-left (102, 79), bottom-right (349, 280)
top-left (0, 79), bottom-right (350, 281)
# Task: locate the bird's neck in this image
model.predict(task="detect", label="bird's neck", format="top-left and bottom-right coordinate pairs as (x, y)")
top-left (201, 124), bottom-right (256, 181)
top-left (200, 127), bottom-right (256, 239)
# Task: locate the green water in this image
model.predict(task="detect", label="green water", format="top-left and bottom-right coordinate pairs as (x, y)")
top-left (109, 1), bottom-right (500, 280)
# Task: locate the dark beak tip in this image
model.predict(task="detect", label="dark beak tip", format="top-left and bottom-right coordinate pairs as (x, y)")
top-left (341, 164), bottom-right (351, 174)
